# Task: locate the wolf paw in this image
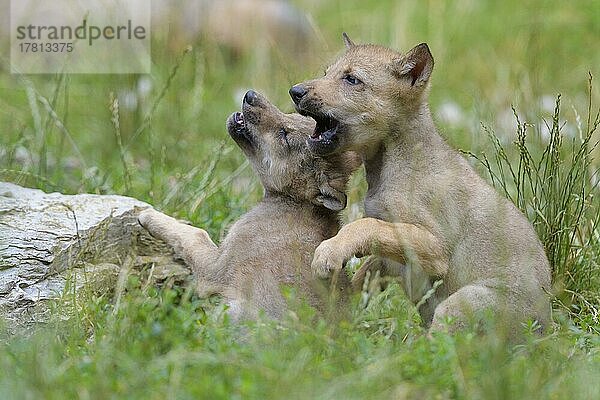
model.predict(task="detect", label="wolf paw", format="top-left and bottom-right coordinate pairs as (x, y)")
top-left (137, 208), bottom-right (173, 239)
top-left (138, 208), bottom-right (158, 229)
top-left (311, 238), bottom-right (347, 279)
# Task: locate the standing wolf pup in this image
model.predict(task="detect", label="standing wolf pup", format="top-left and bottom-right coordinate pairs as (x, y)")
top-left (290, 34), bottom-right (551, 334)
top-left (139, 90), bottom-right (359, 323)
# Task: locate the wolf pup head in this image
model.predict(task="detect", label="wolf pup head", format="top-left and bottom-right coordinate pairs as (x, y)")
top-left (290, 33), bottom-right (434, 157)
top-left (227, 90), bottom-right (361, 211)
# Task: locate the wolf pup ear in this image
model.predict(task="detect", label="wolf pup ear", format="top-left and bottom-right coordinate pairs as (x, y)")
top-left (342, 32), bottom-right (355, 49)
top-left (315, 193), bottom-right (347, 211)
top-left (314, 182), bottom-right (347, 211)
top-left (393, 43), bottom-right (434, 87)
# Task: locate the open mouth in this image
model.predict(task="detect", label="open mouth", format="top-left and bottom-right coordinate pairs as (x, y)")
top-left (308, 113), bottom-right (339, 145)
top-left (227, 111), bottom-right (255, 149)
top-left (233, 111), bottom-right (245, 129)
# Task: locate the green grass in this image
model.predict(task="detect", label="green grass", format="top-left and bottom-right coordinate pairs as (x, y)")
top-left (465, 79), bottom-right (600, 333)
top-left (1, 0), bottom-right (599, 398)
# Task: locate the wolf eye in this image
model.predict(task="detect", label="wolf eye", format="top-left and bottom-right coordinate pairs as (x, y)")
top-left (343, 75), bottom-right (362, 85)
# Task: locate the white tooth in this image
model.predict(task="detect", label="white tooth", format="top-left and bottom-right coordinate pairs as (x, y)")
top-left (319, 134), bottom-right (323, 140)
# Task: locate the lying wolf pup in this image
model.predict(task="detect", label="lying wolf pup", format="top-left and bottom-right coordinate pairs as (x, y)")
top-left (290, 34), bottom-right (552, 335)
top-left (139, 90), bottom-right (360, 323)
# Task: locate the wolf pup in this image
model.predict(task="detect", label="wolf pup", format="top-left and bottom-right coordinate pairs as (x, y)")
top-left (289, 34), bottom-right (551, 335)
top-left (139, 90), bottom-right (360, 323)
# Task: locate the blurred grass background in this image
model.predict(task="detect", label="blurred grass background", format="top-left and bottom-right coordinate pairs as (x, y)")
top-left (0, 0), bottom-right (599, 398)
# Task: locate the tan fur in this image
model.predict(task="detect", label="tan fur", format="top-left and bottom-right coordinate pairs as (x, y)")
top-left (290, 36), bottom-right (552, 335)
top-left (139, 91), bottom-right (360, 323)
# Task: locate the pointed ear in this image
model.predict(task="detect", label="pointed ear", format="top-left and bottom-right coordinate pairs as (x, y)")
top-left (393, 43), bottom-right (434, 86)
top-left (313, 182), bottom-right (347, 211)
top-left (342, 32), bottom-right (355, 49)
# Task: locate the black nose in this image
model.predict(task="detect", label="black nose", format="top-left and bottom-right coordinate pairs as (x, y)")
top-left (244, 90), bottom-right (258, 106)
top-left (289, 85), bottom-right (308, 104)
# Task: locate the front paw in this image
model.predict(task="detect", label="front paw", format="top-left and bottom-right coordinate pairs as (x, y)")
top-left (137, 208), bottom-right (169, 238)
top-left (311, 238), bottom-right (348, 279)
top-left (138, 208), bottom-right (157, 228)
